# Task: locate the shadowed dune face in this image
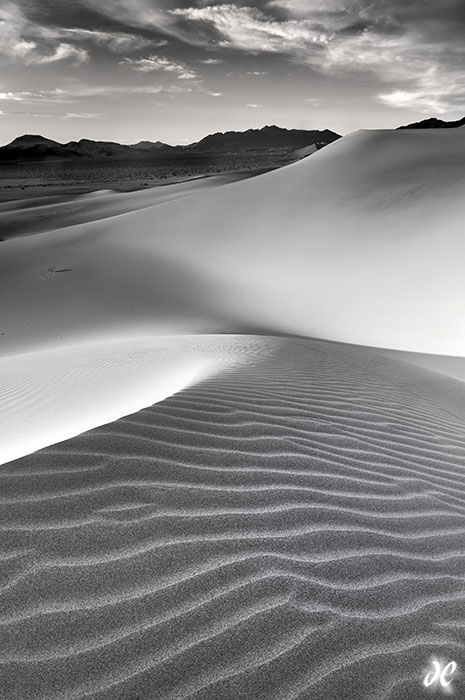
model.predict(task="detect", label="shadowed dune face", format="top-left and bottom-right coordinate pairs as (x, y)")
top-left (1, 337), bottom-right (465, 700)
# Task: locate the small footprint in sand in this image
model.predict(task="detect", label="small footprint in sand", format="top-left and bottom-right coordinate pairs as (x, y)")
top-left (42, 267), bottom-right (73, 282)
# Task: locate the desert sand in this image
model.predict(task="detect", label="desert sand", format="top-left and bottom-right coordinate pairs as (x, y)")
top-left (1, 128), bottom-right (465, 699)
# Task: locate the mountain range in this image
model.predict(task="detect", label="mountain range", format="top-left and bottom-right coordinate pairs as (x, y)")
top-left (2, 116), bottom-right (464, 164)
top-left (398, 116), bottom-right (465, 129)
top-left (0, 126), bottom-right (340, 163)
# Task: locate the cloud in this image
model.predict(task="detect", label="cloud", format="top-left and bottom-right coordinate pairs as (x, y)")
top-left (0, 1), bottom-right (160, 67)
top-left (0, 91), bottom-right (30, 101)
top-left (247, 70), bottom-right (268, 75)
top-left (37, 27), bottom-right (163, 53)
top-left (3, 0), bottom-right (465, 119)
top-left (0, 88), bottom-right (78, 103)
top-left (0, 83), bottom-right (194, 108)
top-left (82, 0), bottom-right (171, 29)
top-left (120, 54), bottom-right (198, 79)
top-left (2, 110), bottom-right (103, 118)
top-left (81, 0), bottom-right (255, 47)
top-left (0, 4), bottom-right (89, 65)
top-left (378, 79), bottom-right (465, 115)
top-left (65, 83), bottom-right (195, 98)
top-left (197, 58), bottom-right (224, 64)
top-left (0, 3), bottom-right (37, 61)
top-left (34, 42), bottom-right (89, 64)
top-left (170, 1), bottom-right (465, 115)
top-left (170, 5), bottom-right (329, 55)
top-left (247, 103), bottom-right (263, 108)
top-left (64, 111), bottom-right (102, 118)
top-left (1, 111), bottom-right (59, 118)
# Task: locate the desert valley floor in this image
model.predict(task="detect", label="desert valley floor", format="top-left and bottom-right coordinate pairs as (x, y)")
top-left (1, 128), bottom-right (465, 699)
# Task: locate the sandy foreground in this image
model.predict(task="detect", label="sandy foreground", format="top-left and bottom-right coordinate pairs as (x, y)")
top-left (1, 129), bottom-right (465, 699)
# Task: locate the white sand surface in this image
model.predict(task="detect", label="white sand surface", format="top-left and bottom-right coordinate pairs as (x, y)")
top-left (2, 336), bottom-right (465, 700)
top-left (1, 128), bottom-right (465, 699)
top-left (375, 348), bottom-right (465, 384)
top-left (0, 334), bottom-right (264, 465)
top-left (2, 128), bottom-right (465, 359)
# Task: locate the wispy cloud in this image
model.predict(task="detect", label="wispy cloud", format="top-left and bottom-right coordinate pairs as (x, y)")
top-left (2, 110), bottom-right (103, 118)
top-left (0, 3), bottom-right (37, 61)
top-left (170, 1), bottom-right (465, 115)
top-left (304, 97), bottom-right (321, 106)
top-left (197, 58), bottom-right (224, 65)
top-left (247, 103), bottom-right (263, 108)
top-left (0, 83), bottom-right (195, 107)
top-left (0, 91), bottom-right (30, 101)
top-left (0, 88), bottom-right (79, 103)
top-left (120, 54), bottom-right (198, 79)
top-left (37, 27), bottom-right (164, 53)
top-left (64, 112), bottom-right (103, 119)
top-left (35, 43), bottom-right (89, 65)
top-left (170, 5), bottom-right (329, 55)
top-left (82, 0), bottom-right (179, 40)
top-left (0, 2), bottom-right (158, 66)
top-left (2, 0), bottom-right (465, 127)
top-left (65, 83), bottom-right (195, 98)
top-left (0, 4), bottom-right (89, 65)
top-left (378, 81), bottom-right (465, 115)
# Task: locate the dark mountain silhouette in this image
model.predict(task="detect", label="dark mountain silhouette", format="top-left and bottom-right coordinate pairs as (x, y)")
top-left (0, 126), bottom-right (341, 163)
top-left (398, 116), bottom-right (465, 129)
top-left (7, 134), bottom-right (62, 149)
top-left (1, 135), bottom-right (145, 161)
top-left (67, 139), bottom-right (139, 157)
top-left (129, 140), bottom-right (172, 151)
top-left (187, 125), bottom-right (340, 152)
top-left (1, 135), bottom-right (80, 161)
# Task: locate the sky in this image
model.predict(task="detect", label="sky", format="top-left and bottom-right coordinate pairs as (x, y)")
top-left (1, 0), bottom-right (465, 145)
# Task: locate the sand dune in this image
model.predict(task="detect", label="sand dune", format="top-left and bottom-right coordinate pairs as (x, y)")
top-left (0, 172), bottom-right (247, 241)
top-left (1, 336), bottom-right (465, 699)
top-left (1, 128), bottom-right (465, 359)
top-left (2, 128), bottom-right (465, 699)
top-left (0, 334), bottom-right (262, 464)
top-left (1, 128), bottom-right (465, 460)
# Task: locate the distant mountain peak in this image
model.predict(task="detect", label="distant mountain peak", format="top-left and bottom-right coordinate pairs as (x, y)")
top-left (7, 134), bottom-right (61, 148)
top-left (398, 116), bottom-right (465, 129)
top-left (129, 140), bottom-right (170, 151)
top-left (189, 125), bottom-right (340, 152)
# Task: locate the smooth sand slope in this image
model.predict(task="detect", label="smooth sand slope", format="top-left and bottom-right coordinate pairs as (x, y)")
top-left (1, 128), bottom-right (465, 699)
top-left (1, 336), bottom-right (465, 700)
top-left (2, 129), bottom-right (465, 357)
top-left (0, 171), bottom-right (256, 241)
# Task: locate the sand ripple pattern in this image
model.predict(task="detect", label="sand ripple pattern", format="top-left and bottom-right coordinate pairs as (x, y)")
top-left (1, 336), bottom-right (465, 699)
